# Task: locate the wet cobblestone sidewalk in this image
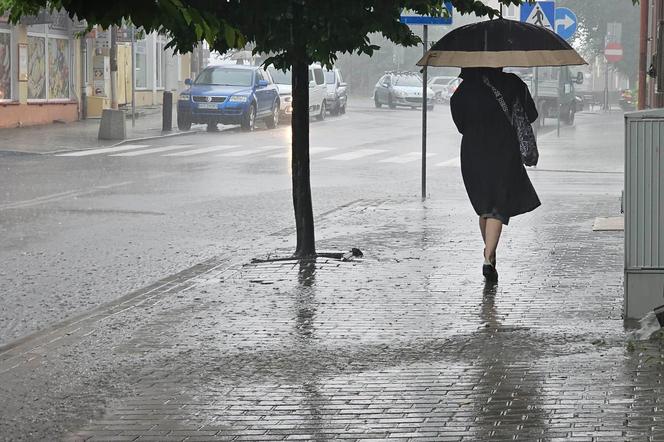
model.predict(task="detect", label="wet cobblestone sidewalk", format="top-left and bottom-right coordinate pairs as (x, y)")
top-left (3, 113), bottom-right (664, 441)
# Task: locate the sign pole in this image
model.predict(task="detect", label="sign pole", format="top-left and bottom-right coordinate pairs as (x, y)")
top-left (557, 66), bottom-right (562, 137)
top-left (604, 62), bottom-right (610, 111)
top-left (401, 4), bottom-right (452, 201)
top-left (131, 25), bottom-right (136, 127)
top-left (533, 67), bottom-right (539, 137)
top-left (421, 24), bottom-right (428, 201)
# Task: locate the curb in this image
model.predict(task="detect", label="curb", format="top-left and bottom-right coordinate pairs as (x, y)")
top-left (112, 127), bottom-right (205, 146)
top-left (1, 128), bottom-right (206, 156)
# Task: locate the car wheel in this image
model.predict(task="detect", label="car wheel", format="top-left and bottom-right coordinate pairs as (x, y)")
top-left (340, 103), bottom-right (346, 114)
top-left (177, 113), bottom-right (192, 131)
top-left (265, 100), bottom-right (279, 129)
top-left (241, 103), bottom-right (256, 131)
top-left (374, 94), bottom-right (382, 108)
top-left (330, 101), bottom-right (339, 116)
top-left (388, 94), bottom-right (396, 109)
top-left (316, 100), bottom-right (326, 121)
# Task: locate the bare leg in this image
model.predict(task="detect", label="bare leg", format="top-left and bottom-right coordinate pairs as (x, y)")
top-left (479, 217), bottom-right (487, 244)
top-left (484, 218), bottom-right (502, 265)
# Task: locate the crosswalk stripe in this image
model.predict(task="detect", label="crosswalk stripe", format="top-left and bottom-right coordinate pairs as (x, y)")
top-left (323, 149), bottom-right (386, 161)
top-left (162, 145), bottom-right (240, 157)
top-left (435, 156), bottom-right (460, 167)
top-left (255, 145), bottom-right (288, 150)
top-left (269, 146), bottom-right (338, 158)
top-left (216, 146), bottom-right (283, 157)
top-left (379, 152), bottom-right (437, 164)
top-left (110, 145), bottom-right (194, 157)
top-left (56, 144), bottom-right (150, 157)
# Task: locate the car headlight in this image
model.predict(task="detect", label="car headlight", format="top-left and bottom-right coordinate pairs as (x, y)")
top-left (178, 94), bottom-right (190, 101)
top-left (229, 95), bottom-right (249, 103)
top-left (394, 90), bottom-right (406, 98)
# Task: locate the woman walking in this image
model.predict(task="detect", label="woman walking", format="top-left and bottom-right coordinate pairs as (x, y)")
top-left (450, 67), bottom-right (541, 282)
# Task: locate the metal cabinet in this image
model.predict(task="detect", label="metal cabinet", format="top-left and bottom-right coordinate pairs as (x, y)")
top-left (625, 110), bottom-right (664, 319)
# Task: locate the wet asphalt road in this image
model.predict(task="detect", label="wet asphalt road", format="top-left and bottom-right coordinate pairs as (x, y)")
top-left (1, 99), bottom-right (467, 346)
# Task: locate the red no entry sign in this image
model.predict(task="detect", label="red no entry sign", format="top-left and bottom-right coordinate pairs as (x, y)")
top-left (605, 42), bottom-right (624, 63)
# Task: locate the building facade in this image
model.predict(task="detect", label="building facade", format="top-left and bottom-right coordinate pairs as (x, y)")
top-left (644, 0), bottom-right (664, 108)
top-left (0, 12), bottom-right (80, 128)
top-left (0, 11), bottom-right (194, 129)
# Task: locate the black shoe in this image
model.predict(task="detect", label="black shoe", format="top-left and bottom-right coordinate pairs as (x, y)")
top-left (483, 264), bottom-right (498, 282)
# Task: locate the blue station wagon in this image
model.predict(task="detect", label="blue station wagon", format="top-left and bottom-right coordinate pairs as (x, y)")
top-left (177, 65), bottom-right (280, 131)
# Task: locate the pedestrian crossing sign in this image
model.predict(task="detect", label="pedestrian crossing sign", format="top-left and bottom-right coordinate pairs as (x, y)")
top-left (520, 1), bottom-right (555, 31)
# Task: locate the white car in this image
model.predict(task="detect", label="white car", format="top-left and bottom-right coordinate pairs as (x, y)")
top-left (374, 72), bottom-right (435, 110)
top-left (267, 64), bottom-right (328, 121)
top-left (441, 77), bottom-right (463, 103)
top-left (429, 76), bottom-right (458, 102)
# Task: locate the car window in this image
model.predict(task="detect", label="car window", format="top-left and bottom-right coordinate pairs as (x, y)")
top-left (268, 68), bottom-right (291, 85)
top-left (195, 68), bottom-right (253, 87)
top-left (314, 68), bottom-right (324, 86)
top-left (324, 70), bottom-right (336, 84)
top-left (435, 78), bottom-right (447, 85)
top-left (394, 75), bottom-right (422, 87)
top-left (262, 70), bottom-right (273, 84)
top-left (254, 70), bottom-right (264, 84)
top-left (308, 69), bottom-right (313, 83)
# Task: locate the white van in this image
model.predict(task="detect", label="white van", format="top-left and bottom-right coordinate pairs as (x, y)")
top-left (266, 64), bottom-right (328, 121)
top-left (308, 64), bottom-right (327, 120)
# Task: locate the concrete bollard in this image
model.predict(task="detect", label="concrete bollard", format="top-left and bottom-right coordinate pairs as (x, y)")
top-left (98, 109), bottom-right (126, 140)
top-left (162, 91), bottom-right (173, 132)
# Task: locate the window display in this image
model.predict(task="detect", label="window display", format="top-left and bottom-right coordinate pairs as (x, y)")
top-left (0, 32), bottom-right (9, 100)
top-left (48, 38), bottom-right (69, 99)
top-left (28, 35), bottom-right (46, 99)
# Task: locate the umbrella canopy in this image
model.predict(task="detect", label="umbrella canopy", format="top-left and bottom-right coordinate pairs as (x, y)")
top-left (417, 18), bottom-right (586, 68)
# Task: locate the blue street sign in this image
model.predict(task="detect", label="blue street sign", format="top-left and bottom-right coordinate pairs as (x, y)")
top-left (401, 2), bottom-right (453, 25)
top-left (520, 1), bottom-right (555, 31)
top-left (555, 7), bottom-right (578, 41)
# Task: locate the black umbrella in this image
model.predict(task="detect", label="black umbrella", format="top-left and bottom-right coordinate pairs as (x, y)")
top-left (417, 18), bottom-right (586, 68)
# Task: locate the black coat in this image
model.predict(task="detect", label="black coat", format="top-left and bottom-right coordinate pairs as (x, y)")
top-left (450, 68), bottom-right (541, 221)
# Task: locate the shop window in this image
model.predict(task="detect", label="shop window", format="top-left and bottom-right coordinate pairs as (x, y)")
top-left (0, 31), bottom-right (10, 100)
top-left (27, 35), bottom-right (46, 100)
top-left (48, 37), bottom-right (70, 99)
top-left (135, 38), bottom-right (147, 89)
top-left (156, 39), bottom-right (165, 89)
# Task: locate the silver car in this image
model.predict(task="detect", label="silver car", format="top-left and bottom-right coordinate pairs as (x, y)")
top-left (374, 72), bottom-right (434, 110)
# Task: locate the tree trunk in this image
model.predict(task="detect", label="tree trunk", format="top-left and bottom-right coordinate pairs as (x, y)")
top-left (291, 57), bottom-right (316, 258)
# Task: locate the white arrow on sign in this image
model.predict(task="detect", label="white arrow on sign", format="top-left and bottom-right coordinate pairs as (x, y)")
top-left (556, 15), bottom-right (574, 31)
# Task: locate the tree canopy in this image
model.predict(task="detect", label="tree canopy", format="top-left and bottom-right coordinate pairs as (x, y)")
top-left (0, 0), bottom-right (523, 67)
top-left (0, 0), bottom-right (528, 258)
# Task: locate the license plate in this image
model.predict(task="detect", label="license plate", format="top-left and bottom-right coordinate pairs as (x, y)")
top-left (198, 103), bottom-right (218, 109)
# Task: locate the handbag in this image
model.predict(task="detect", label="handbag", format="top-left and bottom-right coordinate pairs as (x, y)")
top-left (482, 76), bottom-right (539, 167)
